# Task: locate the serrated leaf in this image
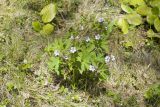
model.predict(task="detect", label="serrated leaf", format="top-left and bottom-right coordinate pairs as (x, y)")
top-left (117, 18), bottom-right (129, 34)
top-left (32, 21), bottom-right (41, 32)
top-left (125, 13), bottom-right (143, 25)
top-left (147, 14), bottom-right (158, 25)
top-left (130, 0), bottom-right (145, 6)
top-left (48, 57), bottom-right (60, 75)
top-left (41, 24), bottom-right (54, 35)
top-left (136, 5), bottom-right (151, 16)
top-left (154, 18), bottom-right (160, 32)
top-left (121, 4), bottom-right (134, 13)
top-left (40, 3), bottom-right (57, 23)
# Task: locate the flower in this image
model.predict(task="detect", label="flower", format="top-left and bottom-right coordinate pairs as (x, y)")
top-left (70, 47), bottom-right (77, 53)
top-left (85, 36), bottom-right (90, 42)
top-left (111, 55), bottom-right (115, 61)
top-left (70, 35), bottom-right (74, 40)
top-left (105, 55), bottom-right (110, 63)
top-left (98, 17), bottom-right (104, 23)
top-left (89, 65), bottom-right (96, 72)
top-left (95, 34), bottom-right (101, 40)
top-left (54, 50), bottom-right (60, 56)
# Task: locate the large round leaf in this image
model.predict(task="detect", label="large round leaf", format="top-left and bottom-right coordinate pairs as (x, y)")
top-left (117, 18), bottom-right (129, 34)
top-left (130, 0), bottom-right (145, 6)
top-left (136, 5), bottom-right (151, 16)
top-left (32, 21), bottom-right (41, 32)
top-left (125, 13), bottom-right (143, 26)
top-left (40, 3), bottom-right (57, 23)
top-left (147, 14), bottom-right (158, 25)
top-left (154, 18), bottom-right (160, 32)
top-left (41, 24), bottom-right (54, 35)
top-left (150, 0), bottom-right (160, 8)
top-left (151, 7), bottom-right (159, 16)
top-left (121, 4), bottom-right (134, 13)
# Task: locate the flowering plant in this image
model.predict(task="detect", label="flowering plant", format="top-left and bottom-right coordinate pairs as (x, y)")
top-left (45, 20), bottom-right (115, 87)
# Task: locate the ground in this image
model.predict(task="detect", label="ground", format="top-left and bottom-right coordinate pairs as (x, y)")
top-left (0, 0), bottom-right (160, 107)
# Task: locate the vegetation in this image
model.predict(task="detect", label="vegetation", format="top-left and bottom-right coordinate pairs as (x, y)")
top-left (0, 0), bottom-right (160, 106)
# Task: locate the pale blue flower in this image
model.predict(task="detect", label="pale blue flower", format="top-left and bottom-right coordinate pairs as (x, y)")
top-left (54, 50), bottom-right (60, 56)
top-left (85, 36), bottom-right (90, 42)
top-left (89, 65), bottom-right (96, 72)
top-left (95, 34), bottom-right (101, 40)
top-left (70, 47), bottom-right (77, 53)
top-left (98, 17), bottom-right (104, 23)
top-left (105, 55), bottom-right (110, 63)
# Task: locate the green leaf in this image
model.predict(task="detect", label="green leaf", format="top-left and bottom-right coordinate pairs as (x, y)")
top-left (125, 13), bottom-right (143, 25)
top-left (136, 5), bottom-right (151, 16)
top-left (32, 21), bottom-right (41, 32)
top-left (40, 3), bottom-right (57, 23)
top-left (117, 18), bottom-right (129, 34)
top-left (150, 0), bottom-right (160, 8)
top-left (147, 29), bottom-right (160, 38)
top-left (48, 57), bottom-right (60, 75)
top-left (130, 0), bottom-right (145, 6)
top-left (107, 20), bottom-right (115, 36)
top-left (124, 41), bottom-right (134, 48)
top-left (147, 14), bottom-right (158, 25)
top-left (41, 24), bottom-right (54, 35)
top-left (6, 82), bottom-right (14, 91)
top-left (151, 7), bottom-right (159, 15)
top-left (120, 0), bottom-right (131, 4)
top-left (121, 4), bottom-right (134, 13)
top-left (154, 18), bottom-right (160, 32)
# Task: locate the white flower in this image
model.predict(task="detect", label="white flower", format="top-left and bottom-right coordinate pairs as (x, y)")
top-left (105, 56), bottom-right (110, 63)
top-left (85, 36), bottom-right (90, 42)
top-left (70, 47), bottom-right (77, 53)
top-left (70, 35), bottom-right (74, 40)
top-left (95, 34), bottom-right (101, 40)
top-left (111, 55), bottom-right (115, 61)
top-left (98, 17), bottom-right (104, 23)
top-left (54, 50), bottom-right (60, 56)
top-left (89, 65), bottom-right (96, 72)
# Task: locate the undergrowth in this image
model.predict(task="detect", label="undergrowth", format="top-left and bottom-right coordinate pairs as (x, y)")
top-left (0, 0), bottom-right (160, 107)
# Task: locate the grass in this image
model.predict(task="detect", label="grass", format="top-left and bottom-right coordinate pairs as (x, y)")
top-left (0, 0), bottom-right (160, 106)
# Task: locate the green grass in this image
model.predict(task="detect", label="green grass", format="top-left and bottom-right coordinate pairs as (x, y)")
top-left (0, 0), bottom-right (160, 107)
